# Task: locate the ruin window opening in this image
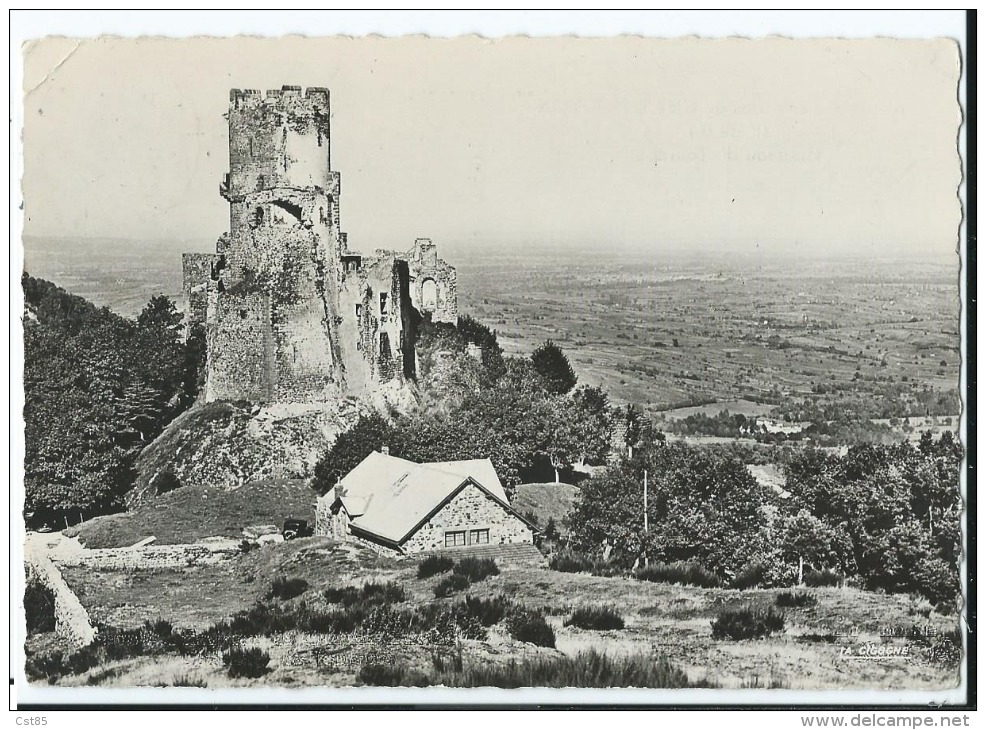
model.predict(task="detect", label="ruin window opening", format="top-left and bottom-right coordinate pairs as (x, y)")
top-left (239, 309), bottom-right (248, 319)
top-left (270, 200), bottom-right (303, 225)
top-left (250, 206), bottom-right (264, 229)
top-left (379, 332), bottom-right (390, 360)
top-left (379, 293), bottom-right (389, 317)
top-left (421, 278), bottom-right (438, 311)
top-left (355, 303), bottom-right (362, 319)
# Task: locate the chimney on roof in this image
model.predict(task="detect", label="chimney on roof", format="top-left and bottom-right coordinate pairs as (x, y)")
top-left (381, 446), bottom-right (390, 455)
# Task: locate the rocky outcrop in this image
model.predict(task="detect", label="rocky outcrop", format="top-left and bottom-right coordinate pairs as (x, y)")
top-left (127, 397), bottom-right (378, 507)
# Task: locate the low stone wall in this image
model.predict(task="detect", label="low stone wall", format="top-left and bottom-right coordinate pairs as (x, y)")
top-left (56, 541), bottom-right (240, 571)
top-left (26, 555), bottom-right (96, 648)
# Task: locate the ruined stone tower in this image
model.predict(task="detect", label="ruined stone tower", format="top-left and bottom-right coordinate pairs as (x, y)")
top-left (183, 86), bottom-right (457, 404)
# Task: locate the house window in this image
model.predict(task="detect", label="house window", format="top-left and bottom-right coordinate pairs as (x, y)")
top-left (444, 530), bottom-right (467, 548)
top-left (469, 529), bottom-right (490, 545)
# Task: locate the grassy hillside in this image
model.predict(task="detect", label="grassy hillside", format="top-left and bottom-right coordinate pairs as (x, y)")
top-left (45, 548), bottom-right (961, 689)
top-left (511, 482), bottom-right (580, 534)
top-left (64, 479), bottom-right (316, 548)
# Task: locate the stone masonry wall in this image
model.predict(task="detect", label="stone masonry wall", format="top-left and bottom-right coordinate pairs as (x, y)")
top-left (407, 239), bottom-right (457, 325)
top-left (55, 542), bottom-right (240, 571)
top-left (182, 253), bottom-right (217, 330)
top-left (26, 555), bottom-right (96, 648)
top-left (207, 291), bottom-right (273, 402)
top-left (401, 483), bottom-right (533, 554)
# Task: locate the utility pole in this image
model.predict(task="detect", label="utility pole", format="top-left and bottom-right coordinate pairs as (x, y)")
top-left (643, 469), bottom-right (649, 567)
top-left (644, 470), bottom-right (648, 532)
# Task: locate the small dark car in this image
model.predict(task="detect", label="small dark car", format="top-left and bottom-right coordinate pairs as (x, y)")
top-left (282, 519), bottom-right (313, 540)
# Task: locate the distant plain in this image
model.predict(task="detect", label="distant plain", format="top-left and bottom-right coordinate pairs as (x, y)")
top-left (21, 236), bottom-right (962, 427)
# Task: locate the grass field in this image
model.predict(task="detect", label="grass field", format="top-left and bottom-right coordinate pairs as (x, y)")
top-left (64, 479), bottom-right (316, 549)
top-left (47, 538), bottom-right (960, 690)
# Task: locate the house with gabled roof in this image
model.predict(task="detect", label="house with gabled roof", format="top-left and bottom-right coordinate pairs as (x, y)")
top-left (315, 450), bottom-right (536, 555)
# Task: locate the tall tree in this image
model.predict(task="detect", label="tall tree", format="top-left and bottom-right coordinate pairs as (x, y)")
top-left (531, 340), bottom-right (577, 395)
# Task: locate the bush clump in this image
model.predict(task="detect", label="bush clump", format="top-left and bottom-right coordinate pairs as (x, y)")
top-left (775, 591), bottom-right (817, 608)
top-left (635, 561), bottom-right (721, 588)
top-left (417, 555), bottom-right (454, 579)
top-left (548, 549), bottom-right (597, 574)
top-left (711, 606), bottom-right (786, 640)
top-left (730, 563), bottom-right (768, 590)
top-left (564, 606), bottom-right (625, 631)
top-left (463, 595), bottom-right (511, 626)
top-left (434, 573), bottom-right (471, 598)
top-left (25, 577), bottom-right (57, 634)
top-left (358, 649), bottom-right (700, 688)
top-left (357, 662), bottom-right (431, 687)
top-left (804, 569), bottom-right (843, 588)
top-left (267, 576), bottom-right (309, 600)
top-left (222, 646), bottom-right (271, 678)
top-left (323, 581), bottom-right (406, 607)
top-left (453, 557), bottom-right (500, 582)
top-left (506, 608), bottom-right (556, 648)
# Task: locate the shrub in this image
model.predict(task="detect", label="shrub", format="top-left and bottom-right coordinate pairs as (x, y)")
top-left (222, 646), bottom-right (271, 678)
top-left (775, 591), bottom-right (817, 608)
top-left (239, 539), bottom-right (258, 554)
top-left (635, 561), bottom-right (721, 589)
top-left (804, 569), bottom-right (843, 588)
top-left (564, 606), bottom-right (625, 631)
top-left (464, 595), bottom-right (510, 626)
top-left (548, 549), bottom-right (596, 574)
top-left (357, 662), bottom-right (431, 687)
top-left (323, 581), bottom-right (406, 607)
top-left (417, 555), bottom-right (454, 579)
top-left (506, 608), bottom-right (556, 648)
top-left (267, 576), bottom-right (308, 600)
top-left (359, 582), bottom-right (408, 605)
top-left (453, 557), bottom-right (500, 582)
top-left (359, 649), bottom-right (698, 688)
top-left (25, 649), bottom-right (68, 683)
top-left (434, 573), bottom-right (470, 598)
top-left (24, 578), bottom-right (57, 634)
top-left (711, 606), bottom-right (786, 640)
top-left (730, 563), bottom-right (767, 590)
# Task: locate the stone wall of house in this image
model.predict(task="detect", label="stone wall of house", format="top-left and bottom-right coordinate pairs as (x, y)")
top-left (401, 483), bottom-right (533, 554)
top-left (26, 555), bottom-right (96, 648)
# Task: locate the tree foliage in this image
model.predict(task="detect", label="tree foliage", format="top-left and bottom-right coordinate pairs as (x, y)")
top-left (23, 275), bottom-right (202, 522)
top-left (782, 435), bottom-right (962, 607)
top-left (567, 442), bottom-right (774, 574)
top-left (531, 340), bottom-right (577, 395)
top-left (314, 354), bottom-right (612, 496)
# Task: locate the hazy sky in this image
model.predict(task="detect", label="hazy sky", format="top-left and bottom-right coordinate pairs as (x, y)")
top-left (21, 35), bottom-right (961, 258)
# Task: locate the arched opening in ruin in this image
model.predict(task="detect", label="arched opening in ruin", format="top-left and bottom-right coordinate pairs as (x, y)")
top-left (270, 200), bottom-right (303, 226)
top-left (421, 278), bottom-right (438, 311)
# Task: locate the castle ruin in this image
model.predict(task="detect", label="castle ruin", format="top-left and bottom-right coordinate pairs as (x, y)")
top-left (183, 86), bottom-right (457, 404)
